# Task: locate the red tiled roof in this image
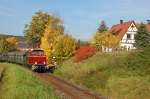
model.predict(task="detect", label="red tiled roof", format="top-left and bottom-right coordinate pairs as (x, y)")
top-left (110, 21), bottom-right (136, 40)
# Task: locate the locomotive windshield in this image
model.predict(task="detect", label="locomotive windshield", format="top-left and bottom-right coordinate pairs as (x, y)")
top-left (29, 50), bottom-right (45, 56)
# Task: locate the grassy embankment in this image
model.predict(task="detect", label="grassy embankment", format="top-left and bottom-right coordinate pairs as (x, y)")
top-left (55, 48), bottom-right (150, 99)
top-left (0, 63), bottom-right (59, 99)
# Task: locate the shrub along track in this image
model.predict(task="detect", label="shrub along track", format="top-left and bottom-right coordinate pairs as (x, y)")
top-left (35, 73), bottom-right (105, 99)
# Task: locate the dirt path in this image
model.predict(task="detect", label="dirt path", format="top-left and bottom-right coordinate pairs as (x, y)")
top-left (35, 73), bottom-right (105, 99)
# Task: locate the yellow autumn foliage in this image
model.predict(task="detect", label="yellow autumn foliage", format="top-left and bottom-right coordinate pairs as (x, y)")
top-left (94, 31), bottom-right (119, 49)
top-left (6, 37), bottom-right (18, 46)
top-left (5, 37), bottom-right (18, 51)
top-left (53, 35), bottom-right (76, 61)
top-left (40, 37), bottom-right (53, 60)
top-left (40, 15), bottom-right (64, 64)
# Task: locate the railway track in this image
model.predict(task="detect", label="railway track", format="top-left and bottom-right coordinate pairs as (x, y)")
top-left (35, 73), bottom-right (105, 99)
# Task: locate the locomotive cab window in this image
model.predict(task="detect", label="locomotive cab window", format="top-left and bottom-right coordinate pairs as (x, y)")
top-left (29, 50), bottom-right (45, 56)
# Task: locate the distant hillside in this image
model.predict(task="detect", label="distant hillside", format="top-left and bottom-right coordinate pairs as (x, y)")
top-left (0, 34), bottom-right (28, 48)
top-left (0, 33), bottom-right (24, 39)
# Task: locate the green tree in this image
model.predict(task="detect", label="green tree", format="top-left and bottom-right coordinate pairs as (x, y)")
top-left (76, 40), bottom-right (81, 49)
top-left (24, 11), bottom-right (51, 48)
top-left (97, 20), bottom-right (108, 33)
top-left (135, 23), bottom-right (150, 49)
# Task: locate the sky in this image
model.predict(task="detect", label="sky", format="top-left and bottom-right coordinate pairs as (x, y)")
top-left (0, 0), bottom-right (150, 40)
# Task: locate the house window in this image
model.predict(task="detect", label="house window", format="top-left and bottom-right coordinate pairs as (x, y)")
top-left (127, 34), bottom-right (131, 39)
top-left (112, 32), bottom-right (115, 35)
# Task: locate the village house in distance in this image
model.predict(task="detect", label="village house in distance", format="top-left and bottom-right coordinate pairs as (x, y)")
top-left (110, 20), bottom-right (137, 51)
top-left (109, 20), bottom-right (150, 51)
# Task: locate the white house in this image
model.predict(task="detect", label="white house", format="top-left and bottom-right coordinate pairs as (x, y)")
top-left (110, 20), bottom-right (138, 51)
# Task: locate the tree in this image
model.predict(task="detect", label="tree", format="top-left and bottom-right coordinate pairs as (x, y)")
top-left (94, 31), bottom-right (119, 51)
top-left (0, 37), bottom-right (18, 53)
top-left (102, 32), bottom-right (119, 48)
top-left (24, 11), bottom-right (51, 47)
top-left (53, 35), bottom-right (76, 62)
top-left (97, 20), bottom-right (108, 33)
top-left (6, 37), bottom-right (18, 51)
top-left (135, 23), bottom-right (150, 49)
top-left (0, 39), bottom-right (9, 53)
top-left (40, 15), bottom-right (64, 64)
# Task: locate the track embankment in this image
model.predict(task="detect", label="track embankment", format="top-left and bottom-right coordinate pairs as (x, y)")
top-left (35, 73), bottom-right (105, 99)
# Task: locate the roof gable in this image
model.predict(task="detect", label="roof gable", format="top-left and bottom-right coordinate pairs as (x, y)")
top-left (110, 21), bottom-right (136, 40)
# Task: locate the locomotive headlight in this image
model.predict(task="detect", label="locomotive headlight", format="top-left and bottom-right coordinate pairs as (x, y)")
top-left (35, 61), bottom-right (37, 64)
top-left (43, 61), bottom-right (46, 64)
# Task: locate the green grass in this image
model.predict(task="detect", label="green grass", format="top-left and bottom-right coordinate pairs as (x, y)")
top-left (55, 48), bottom-right (150, 99)
top-left (0, 63), bottom-right (59, 99)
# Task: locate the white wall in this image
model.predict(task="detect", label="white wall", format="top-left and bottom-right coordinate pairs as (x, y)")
top-left (120, 23), bottom-right (137, 50)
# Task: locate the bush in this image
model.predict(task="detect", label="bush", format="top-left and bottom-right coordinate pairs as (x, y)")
top-left (74, 46), bottom-right (96, 62)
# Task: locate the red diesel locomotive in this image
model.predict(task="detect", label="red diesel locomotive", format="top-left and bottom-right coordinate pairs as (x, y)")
top-left (27, 49), bottom-right (48, 71)
top-left (0, 49), bottom-right (54, 72)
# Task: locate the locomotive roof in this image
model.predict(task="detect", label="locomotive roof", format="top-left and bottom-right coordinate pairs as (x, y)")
top-left (31, 49), bottom-right (44, 51)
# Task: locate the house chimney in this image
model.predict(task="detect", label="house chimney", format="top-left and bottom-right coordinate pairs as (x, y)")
top-left (120, 20), bottom-right (123, 24)
top-left (147, 20), bottom-right (150, 24)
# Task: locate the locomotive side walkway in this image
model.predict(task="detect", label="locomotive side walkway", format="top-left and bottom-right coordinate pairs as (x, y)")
top-left (35, 73), bottom-right (105, 99)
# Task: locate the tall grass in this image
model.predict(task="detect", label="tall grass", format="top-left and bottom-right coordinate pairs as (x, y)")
top-left (0, 63), bottom-right (59, 99)
top-left (55, 48), bottom-right (150, 99)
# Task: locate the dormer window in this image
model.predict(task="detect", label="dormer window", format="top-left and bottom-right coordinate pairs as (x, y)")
top-left (127, 34), bottom-right (131, 39)
top-left (131, 24), bottom-right (134, 29)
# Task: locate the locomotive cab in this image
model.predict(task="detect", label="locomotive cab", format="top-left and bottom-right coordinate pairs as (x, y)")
top-left (27, 49), bottom-right (47, 71)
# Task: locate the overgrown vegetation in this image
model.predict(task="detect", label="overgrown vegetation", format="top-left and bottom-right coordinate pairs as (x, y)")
top-left (0, 63), bottom-right (59, 99)
top-left (55, 47), bottom-right (150, 99)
